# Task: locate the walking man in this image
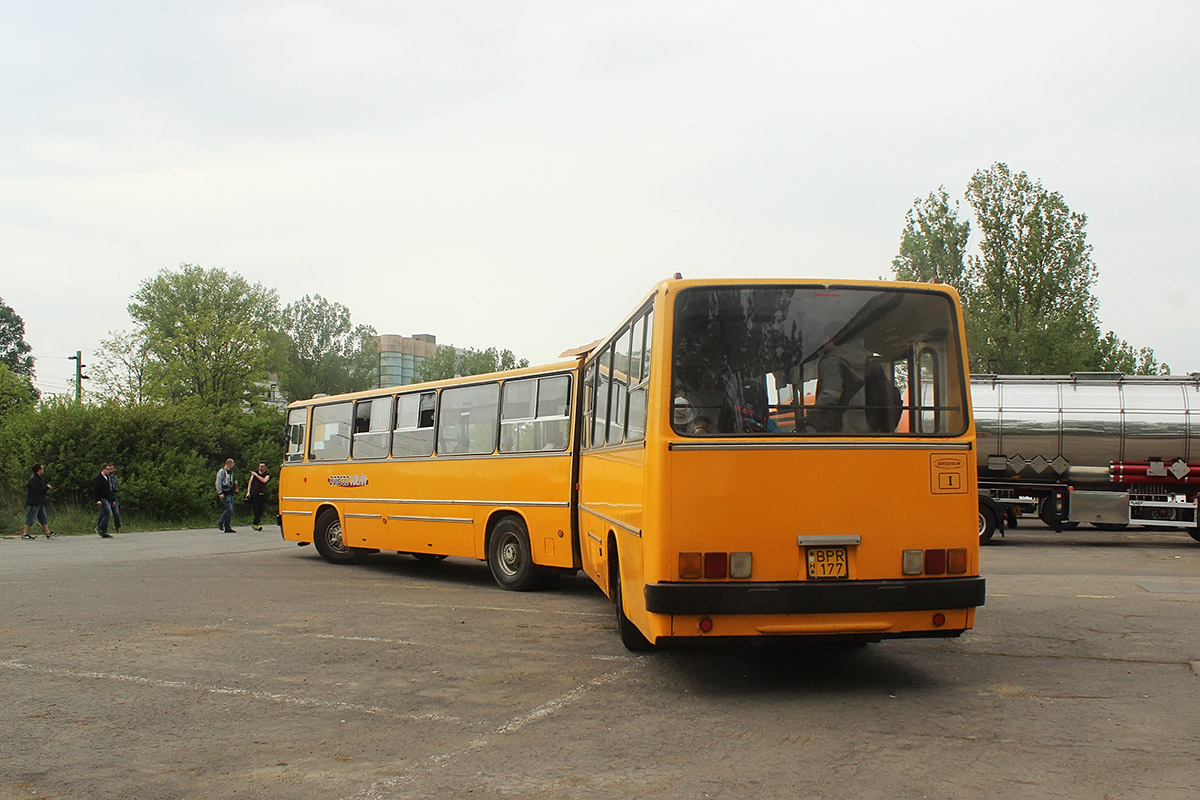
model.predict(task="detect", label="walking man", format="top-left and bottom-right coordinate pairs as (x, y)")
top-left (94, 463), bottom-right (115, 538)
top-left (245, 461), bottom-right (271, 531)
top-left (23, 463), bottom-right (58, 540)
top-left (216, 458), bottom-right (239, 533)
top-left (108, 465), bottom-right (123, 533)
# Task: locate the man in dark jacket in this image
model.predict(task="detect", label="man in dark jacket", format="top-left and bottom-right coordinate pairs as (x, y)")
top-left (94, 463), bottom-right (115, 538)
top-left (23, 463), bottom-right (58, 540)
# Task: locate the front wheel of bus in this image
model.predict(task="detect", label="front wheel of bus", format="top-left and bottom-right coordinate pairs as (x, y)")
top-left (487, 517), bottom-right (543, 591)
top-left (313, 509), bottom-right (367, 565)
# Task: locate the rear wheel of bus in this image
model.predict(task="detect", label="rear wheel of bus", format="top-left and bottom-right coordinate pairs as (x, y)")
top-left (313, 509), bottom-right (370, 565)
top-left (609, 542), bottom-right (652, 652)
top-left (487, 516), bottom-right (545, 591)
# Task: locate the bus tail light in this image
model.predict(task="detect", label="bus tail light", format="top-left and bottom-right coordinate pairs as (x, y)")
top-left (902, 548), bottom-right (970, 576)
top-left (704, 552), bottom-right (727, 579)
top-left (947, 548), bottom-right (967, 574)
top-left (680, 551), bottom-right (753, 579)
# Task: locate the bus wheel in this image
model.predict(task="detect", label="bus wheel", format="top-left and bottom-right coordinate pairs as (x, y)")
top-left (978, 504), bottom-right (999, 544)
top-left (611, 553), bottom-right (653, 652)
top-left (1188, 529), bottom-right (1200, 543)
top-left (313, 510), bottom-right (367, 565)
top-left (487, 517), bottom-right (543, 591)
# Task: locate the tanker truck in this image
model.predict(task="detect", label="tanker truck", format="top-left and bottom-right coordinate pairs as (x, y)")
top-left (972, 372), bottom-right (1200, 544)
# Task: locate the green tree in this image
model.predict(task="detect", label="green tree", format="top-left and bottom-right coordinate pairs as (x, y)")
top-left (893, 164), bottom-right (1168, 374)
top-left (129, 264), bottom-right (280, 407)
top-left (277, 294), bottom-right (378, 403)
top-left (415, 345), bottom-right (529, 382)
top-left (91, 330), bottom-right (153, 405)
top-left (892, 187), bottom-right (972, 288)
top-left (0, 297), bottom-right (38, 403)
top-left (964, 163), bottom-right (1101, 373)
top-left (0, 363), bottom-right (38, 416)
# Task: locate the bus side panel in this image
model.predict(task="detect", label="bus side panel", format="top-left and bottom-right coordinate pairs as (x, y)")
top-left (282, 454), bottom-right (574, 567)
top-left (579, 447), bottom-right (647, 601)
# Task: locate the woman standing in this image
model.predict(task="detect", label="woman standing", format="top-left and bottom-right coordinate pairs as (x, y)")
top-left (23, 463), bottom-right (58, 540)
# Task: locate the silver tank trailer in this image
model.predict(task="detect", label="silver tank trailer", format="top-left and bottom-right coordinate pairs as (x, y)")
top-left (971, 373), bottom-right (1200, 484)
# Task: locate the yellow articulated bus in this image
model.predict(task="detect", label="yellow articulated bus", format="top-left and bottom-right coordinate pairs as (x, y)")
top-left (279, 277), bottom-right (985, 650)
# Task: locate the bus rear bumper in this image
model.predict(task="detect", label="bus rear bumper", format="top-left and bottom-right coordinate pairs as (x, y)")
top-left (644, 576), bottom-right (985, 615)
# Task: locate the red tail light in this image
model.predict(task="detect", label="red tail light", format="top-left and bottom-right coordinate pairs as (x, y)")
top-left (704, 552), bottom-right (727, 579)
top-left (924, 549), bottom-right (947, 575)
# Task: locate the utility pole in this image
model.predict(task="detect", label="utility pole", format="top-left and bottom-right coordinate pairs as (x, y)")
top-left (68, 351), bottom-right (88, 402)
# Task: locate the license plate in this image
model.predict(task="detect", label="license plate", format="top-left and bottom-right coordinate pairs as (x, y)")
top-left (806, 546), bottom-right (848, 580)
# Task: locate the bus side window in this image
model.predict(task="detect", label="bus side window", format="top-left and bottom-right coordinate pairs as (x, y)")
top-left (582, 362), bottom-right (596, 449)
top-left (592, 347), bottom-right (611, 448)
top-left (393, 391), bottom-right (435, 457)
top-left (310, 402), bottom-right (352, 461)
top-left (352, 398), bottom-right (392, 459)
top-left (438, 383), bottom-right (500, 455)
top-left (285, 408), bottom-right (307, 462)
top-left (627, 309), bottom-right (651, 441)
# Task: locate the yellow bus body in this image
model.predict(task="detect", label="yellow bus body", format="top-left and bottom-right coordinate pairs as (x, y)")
top-left (578, 277), bottom-right (982, 648)
top-left (279, 361), bottom-right (580, 573)
top-left (278, 277), bottom-right (984, 650)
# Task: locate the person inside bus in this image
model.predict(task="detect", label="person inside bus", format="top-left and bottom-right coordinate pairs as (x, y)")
top-left (807, 323), bottom-right (871, 433)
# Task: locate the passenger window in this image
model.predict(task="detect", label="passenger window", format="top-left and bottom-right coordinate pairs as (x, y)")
top-left (627, 308), bottom-right (652, 442)
top-left (592, 348), bottom-right (611, 447)
top-left (310, 402), bottom-right (352, 461)
top-left (352, 398), bottom-right (392, 459)
top-left (393, 392), bottom-right (436, 457)
top-left (438, 383), bottom-right (500, 455)
top-left (608, 328), bottom-right (631, 445)
top-left (285, 408), bottom-right (307, 463)
top-left (582, 362), bottom-right (596, 449)
top-left (501, 375), bottom-right (572, 452)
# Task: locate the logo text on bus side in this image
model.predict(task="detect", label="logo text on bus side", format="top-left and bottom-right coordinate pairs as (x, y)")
top-left (329, 474), bottom-right (369, 488)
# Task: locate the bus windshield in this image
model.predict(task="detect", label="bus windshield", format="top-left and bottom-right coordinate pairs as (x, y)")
top-left (671, 285), bottom-right (967, 436)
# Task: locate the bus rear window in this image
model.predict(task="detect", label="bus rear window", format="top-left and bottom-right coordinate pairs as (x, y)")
top-left (671, 286), bottom-right (966, 437)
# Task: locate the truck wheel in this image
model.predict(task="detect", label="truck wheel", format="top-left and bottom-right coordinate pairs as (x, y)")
top-left (313, 509), bottom-right (369, 565)
top-left (978, 504), bottom-right (999, 544)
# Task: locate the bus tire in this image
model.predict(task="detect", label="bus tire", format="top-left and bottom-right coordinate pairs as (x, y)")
top-left (978, 502), bottom-right (999, 544)
top-left (610, 549), bottom-right (653, 652)
top-left (1187, 529), bottom-right (1200, 543)
top-left (313, 509), bottom-right (368, 565)
top-left (487, 516), bottom-right (543, 591)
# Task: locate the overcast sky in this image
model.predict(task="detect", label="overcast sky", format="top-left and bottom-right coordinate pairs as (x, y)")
top-left (4, 1), bottom-right (1197, 398)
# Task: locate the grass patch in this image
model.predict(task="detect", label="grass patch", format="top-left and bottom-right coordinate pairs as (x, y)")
top-left (1, 496), bottom-right (276, 537)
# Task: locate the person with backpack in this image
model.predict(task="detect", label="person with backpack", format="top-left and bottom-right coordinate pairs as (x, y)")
top-left (215, 459), bottom-right (239, 533)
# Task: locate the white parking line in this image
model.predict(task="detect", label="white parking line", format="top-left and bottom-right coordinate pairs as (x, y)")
top-left (0, 658), bottom-right (456, 721)
top-left (209, 624), bottom-right (633, 661)
top-left (344, 659), bottom-right (645, 800)
top-left (379, 600), bottom-right (611, 618)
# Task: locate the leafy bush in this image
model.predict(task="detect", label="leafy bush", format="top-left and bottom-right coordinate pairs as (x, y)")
top-left (1, 398), bottom-right (284, 526)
